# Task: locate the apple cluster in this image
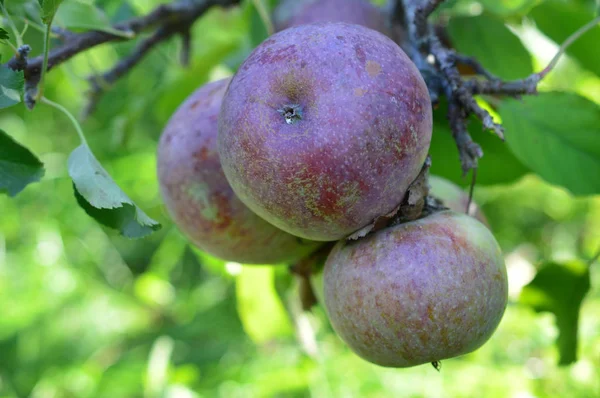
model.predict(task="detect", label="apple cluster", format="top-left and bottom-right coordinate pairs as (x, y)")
top-left (157, 0), bottom-right (508, 369)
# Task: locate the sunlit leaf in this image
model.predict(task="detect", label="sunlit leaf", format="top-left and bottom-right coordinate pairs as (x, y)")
top-left (55, 0), bottom-right (134, 38)
top-left (39, 0), bottom-right (64, 24)
top-left (5, 0), bottom-right (42, 23)
top-left (478, 0), bottom-right (538, 16)
top-left (0, 129), bottom-right (44, 196)
top-left (68, 144), bottom-right (161, 238)
top-left (520, 260), bottom-right (590, 365)
top-left (500, 92), bottom-right (600, 195)
top-left (236, 266), bottom-right (293, 343)
top-left (247, 0), bottom-right (271, 47)
top-left (448, 13), bottom-right (533, 79)
top-left (0, 66), bottom-right (24, 109)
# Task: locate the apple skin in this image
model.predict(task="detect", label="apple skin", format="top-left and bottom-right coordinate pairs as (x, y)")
top-left (323, 210), bottom-right (508, 367)
top-left (429, 175), bottom-right (489, 226)
top-left (157, 78), bottom-right (322, 264)
top-left (273, 0), bottom-right (391, 37)
top-left (218, 23), bottom-right (432, 241)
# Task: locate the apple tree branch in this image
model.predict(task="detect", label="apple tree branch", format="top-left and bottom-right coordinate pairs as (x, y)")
top-left (6, 0), bottom-right (241, 111)
top-left (394, 0), bottom-right (600, 174)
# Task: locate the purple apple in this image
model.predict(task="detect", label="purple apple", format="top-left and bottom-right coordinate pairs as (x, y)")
top-left (273, 0), bottom-right (391, 37)
top-left (218, 23), bottom-right (432, 241)
top-left (323, 210), bottom-right (508, 367)
top-left (157, 78), bottom-right (322, 264)
top-left (429, 175), bottom-right (489, 226)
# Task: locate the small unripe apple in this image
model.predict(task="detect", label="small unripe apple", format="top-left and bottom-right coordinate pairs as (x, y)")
top-left (218, 23), bottom-right (432, 241)
top-left (157, 78), bottom-right (321, 264)
top-left (323, 211), bottom-right (508, 367)
top-left (429, 175), bottom-right (488, 226)
top-left (274, 0), bottom-right (391, 37)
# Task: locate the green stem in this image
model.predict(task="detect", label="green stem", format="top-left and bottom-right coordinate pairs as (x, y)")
top-left (41, 97), bottom-right (89, 147)
top-left (35, 19), bottom-right (53, 101)
top-left (0, 40), bottom-right (19, 53)
top-left (20, 17), bottom-right (47, 35)
top-left (539, 15), bottom-right (600, 79)
top-left (20, 21), bottom-right (29, 38)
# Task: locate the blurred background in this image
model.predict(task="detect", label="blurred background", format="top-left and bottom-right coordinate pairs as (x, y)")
top-left (1, 0), bottom-right (599, 397)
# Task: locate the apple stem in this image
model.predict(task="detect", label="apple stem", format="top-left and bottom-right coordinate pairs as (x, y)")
top-left (278, 104), bottom-right (304, 125)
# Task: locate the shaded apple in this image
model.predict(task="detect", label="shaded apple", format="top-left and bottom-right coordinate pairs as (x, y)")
top-left (273, 0), bottom-right (391, 37)
top-left (218, 23), bottom-right (432, 241)
top-left (429, 175), bottom-right (489, 226)
top-left (157, 78), bottom-right (322, 264)
top-left (323, 210), bottom-right (508, 367)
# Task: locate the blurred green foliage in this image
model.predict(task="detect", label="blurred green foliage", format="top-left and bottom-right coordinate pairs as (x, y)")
top-left (0, 0), bottom-right (600, 397)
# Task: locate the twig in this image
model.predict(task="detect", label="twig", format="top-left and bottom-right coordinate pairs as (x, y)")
top-left (538, 15), bottom-right (600, 79)
top-left (414, 0), bottom-right (445, 39)
top-left (464, 15), bottom-right (600, 97)
top-left (463, 78), bottom-right (537, 96)
top-left (430, 36), bottom-right (505, 140)
top-left (83, 27), bottom-right (172, 118)
top-left (180, 30), bottom-right (192, 67)
top-left (394, 0), bottom-right (599, 175)
top-left (446, 89), bottom-right (483, 173)
top-left (51, 26), bottom-right (77, 42)
top-left (6, 44), bottom-right (30, 71)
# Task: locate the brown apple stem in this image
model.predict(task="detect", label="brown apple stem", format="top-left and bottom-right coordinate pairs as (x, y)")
top-left (289, 259), bottom-right (317, 312)
top-left (297, 275), bottom-right (318, 312)
top-left (466, 167), bottom-right (477, 215)
top-left (289, 243), bottom-right (335, 310)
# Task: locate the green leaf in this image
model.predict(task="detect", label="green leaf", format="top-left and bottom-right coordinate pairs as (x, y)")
top-left (520, 260), bottom-right (590, 365)
top-left (478, 0), bottom-right (539, 16)
top-left (247, 1), bottom-right (270, 47)
top-left (0, 67), bottom-right (24, 109)
top-left (39, 0), bottom-right (64, 24)
top-left (54, 0), bottom-right (133, 38)
top-left (5, 0), bottom-right (42, 24)
top-left (236, 266), bottom-right (293, 344)
top-left (68, 144), bottom-right (161, 238)
top-left (529, 1), bottom-right (600, 78)
top-left (499, 92), bottom-right (600, 195)
top-left (0, 27), bottom-right (9, 40)
top-left (448, 13), bottom-right (533, 79)
top-left (0, 129), bottom-right (44, 196)
top-left (429, 99), bottom-right (530, 185)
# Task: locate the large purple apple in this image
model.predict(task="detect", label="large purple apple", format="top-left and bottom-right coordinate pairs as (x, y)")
top-left (323, 211), bottom-right (508, 367)
top-left (157, 78), bottom-right (321, 264)
top-left (218, 23), bottom-right (432, 241)
top-left (273, 0), bottom-right (391, 37)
